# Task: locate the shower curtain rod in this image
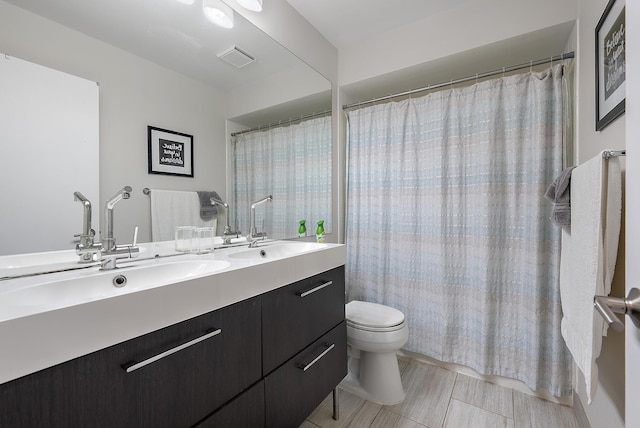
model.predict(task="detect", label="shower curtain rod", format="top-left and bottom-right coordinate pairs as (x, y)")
top-left (230, 108), bottom-right (332, 138)
top-left (342, 51), bottom-right (575, 110)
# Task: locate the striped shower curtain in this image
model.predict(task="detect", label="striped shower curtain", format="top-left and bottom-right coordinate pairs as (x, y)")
top-left (346, 65), bottom-right (572, 397)
top-left (232, 116), bottom-right (332, 239)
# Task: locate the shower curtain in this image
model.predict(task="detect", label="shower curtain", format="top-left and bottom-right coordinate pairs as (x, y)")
top-left (232, 116), bottom-right (331, 239)
top-left (346, 64), bottom-right (572, 397)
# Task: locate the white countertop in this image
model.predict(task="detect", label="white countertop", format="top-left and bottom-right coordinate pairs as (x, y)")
top-left (0, 240), bottom-right (346, 385)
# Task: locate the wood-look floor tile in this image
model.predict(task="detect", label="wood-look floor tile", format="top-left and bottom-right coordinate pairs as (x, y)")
top-left (452, 373), bottom-right (514, 418)
top-left (392, 416), bottom-right (429, 428)
top-left (369, 408), bottom-right (400, 428)
top-left (300, 420), bottom-right (322, 428)
top-left (307, 389), bottom-right (366, 428)
top-left (513, 391), bottom-right (579, 428)
top-left (384, 359), bottom-right (456, 427)
top-left (398, 355), bottom-right (412, 374)
top-left (346, 401), bottom-right (383, 428)
top-left (443, 399), bottom-right (514, 428)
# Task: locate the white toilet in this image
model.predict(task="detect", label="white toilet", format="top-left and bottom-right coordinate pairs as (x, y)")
top-left (340, 300), bottom-right (409, 405)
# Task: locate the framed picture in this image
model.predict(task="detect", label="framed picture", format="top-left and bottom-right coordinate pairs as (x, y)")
top-left (595, 0), bottom-right (626, 131)
top-left (147, 126), bottom-right (194, 177)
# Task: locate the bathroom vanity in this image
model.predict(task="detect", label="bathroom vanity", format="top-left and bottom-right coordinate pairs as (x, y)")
top-left (0, 241), bottom-right (346, 427)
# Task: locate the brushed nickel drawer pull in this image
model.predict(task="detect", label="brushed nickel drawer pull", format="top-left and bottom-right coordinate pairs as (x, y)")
top-left (297, 280), bottom-right (333, 298)
top-left (123, 328), bottom-right (222, 373)
top-left (297, 343), bottom-right (335, 372)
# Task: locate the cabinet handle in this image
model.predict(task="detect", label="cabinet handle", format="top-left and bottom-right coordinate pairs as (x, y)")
top-left (297, 343), bottom-right (335, 372)
top-left (297, 280), bottom-right (333, 298)
top-left (123, 328), bottom-right (222, 373)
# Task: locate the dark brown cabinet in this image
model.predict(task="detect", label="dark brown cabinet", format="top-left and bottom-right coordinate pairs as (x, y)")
top-left (0, 297), bottom-right (261, 428)
top-left (263, 266), bottom-right (347, 428)
top-left (265, 322), bottom-right (347, 428)
top-left (0, 266), bottom-right (346, 428)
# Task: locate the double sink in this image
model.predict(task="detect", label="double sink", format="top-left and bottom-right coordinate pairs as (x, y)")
top-left (0, 240), bottom-right (328, 323)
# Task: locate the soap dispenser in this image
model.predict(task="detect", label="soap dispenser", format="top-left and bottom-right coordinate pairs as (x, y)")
top-left (315, 220), bottom-right (325, 243)
top-left (298, 220), bottom-right (307, 238)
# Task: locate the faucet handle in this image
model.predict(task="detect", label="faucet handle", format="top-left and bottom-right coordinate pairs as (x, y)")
top-left (132, 226), bottom-right (138, 246)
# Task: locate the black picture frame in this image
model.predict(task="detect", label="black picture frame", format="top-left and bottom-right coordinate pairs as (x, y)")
top-left (595, 0), bottom-right (626, 131)
top-left (147, 126), bottom-right (194, 177)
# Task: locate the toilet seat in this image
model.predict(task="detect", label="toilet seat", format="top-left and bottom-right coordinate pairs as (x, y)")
top-left (346, 301), bottom-right (405, 332)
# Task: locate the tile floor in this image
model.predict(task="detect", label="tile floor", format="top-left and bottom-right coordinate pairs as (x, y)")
top-left (302, 357), bottom-right (581, 428)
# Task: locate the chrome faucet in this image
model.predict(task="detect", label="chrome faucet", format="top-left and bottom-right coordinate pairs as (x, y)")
top-left (100, 186), bottom-right (139, 270)
top-left (73, 191), bottom-right (102, 262)
top-left (210, 196), bottom-right (240, 245)
top-left (247, 195), bottom-right (272, 248)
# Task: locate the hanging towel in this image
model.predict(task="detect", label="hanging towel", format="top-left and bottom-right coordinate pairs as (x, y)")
top-left (150, 189), bottom-right (217, 241)
top-left (544, 166), bottom-right (576, 226)
top-left (196, 191), bottom-right (220, 221)
top-left (559, 152), bottom-right (621, 403)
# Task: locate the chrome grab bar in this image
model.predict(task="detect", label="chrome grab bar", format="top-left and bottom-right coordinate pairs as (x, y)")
top-left (594, 288), bottom-right (640, 331)
top-left (123, 328), bottom-right (222, 373)
top-left (297, 343), bottom-right (335, 372)
top-left (297, 281), bottom-right (333, 298)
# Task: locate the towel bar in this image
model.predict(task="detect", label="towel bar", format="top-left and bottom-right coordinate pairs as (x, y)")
top-left (602, 150), bottom-right (626, 159)
top-left (594, 288), bottom-right (640, 331)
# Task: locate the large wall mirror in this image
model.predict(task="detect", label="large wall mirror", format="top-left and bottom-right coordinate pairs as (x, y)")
top-left (0, 0), bottom-right (331, 256)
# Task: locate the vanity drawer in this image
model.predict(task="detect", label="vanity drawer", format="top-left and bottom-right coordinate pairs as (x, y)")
top-left (196, 380), bottom-right (265, 427)
top-left (0, 297), bottom-right (262, 428)
top-left (119, 296), bottom-right (262, 426)
top-left (262, 266), bottom-right (345, 374)
top-left (264, 321), bottom-right (347, 428)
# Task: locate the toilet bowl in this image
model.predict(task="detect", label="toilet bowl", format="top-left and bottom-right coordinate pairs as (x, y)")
top-left (340, 300), bottom-right (409, 405)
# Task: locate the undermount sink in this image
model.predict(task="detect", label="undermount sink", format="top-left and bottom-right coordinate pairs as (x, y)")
top-left (0, 259), bottom-right (230, 322)
top-left (226, 242), bottom-right (327, 260)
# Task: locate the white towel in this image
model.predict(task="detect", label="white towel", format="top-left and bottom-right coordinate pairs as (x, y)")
top-left (150, 189), bottom-right (217, 242)
top-left (559, 152), bottom-right (621, 403)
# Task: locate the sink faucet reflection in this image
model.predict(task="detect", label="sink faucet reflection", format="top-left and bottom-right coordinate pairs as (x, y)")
top-left (73, 191), bottom-right (102, 262)
top-left (247, 195), bottom-right (272, 248)
top-left (101, 186), bottom-right (139, 270)
top-left (210, 195), bottom-right (240, 245)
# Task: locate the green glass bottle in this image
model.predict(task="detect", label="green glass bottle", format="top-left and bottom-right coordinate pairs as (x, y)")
top-left (298, 220), bottom-right (307, 238)
top-left (315, 220), bottom-right (325, 243)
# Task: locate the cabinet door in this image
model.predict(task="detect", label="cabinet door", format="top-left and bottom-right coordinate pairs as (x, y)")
top-left (265, 321), bottom-right (347, 428)
top-left (262, 266), bottom-right (345, 374)
top-left (0, 297), bottom-right (261, 428)
top-left (196, 380), bottom-right (265, 427)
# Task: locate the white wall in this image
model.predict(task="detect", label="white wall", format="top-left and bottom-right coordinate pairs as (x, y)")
top-left (0, 1), bottom-right (228, 244)
top-left (338, 0), bottom-right (577, 87)
top-left (574, 0), bottom-right (626, 427)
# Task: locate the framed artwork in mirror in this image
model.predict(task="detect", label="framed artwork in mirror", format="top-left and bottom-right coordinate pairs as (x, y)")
top-left (595, 0), bottom-right (625, 131)
top-left (148, 126), bottom-right (194, 177)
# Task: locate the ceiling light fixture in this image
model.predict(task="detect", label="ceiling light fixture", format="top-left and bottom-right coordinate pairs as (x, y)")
top-left (174, 0), bottom-right (195, 4)
top-left (203, 0), bottom-right (234, 29)
top-left (236, 0), bottom-right (263, 12)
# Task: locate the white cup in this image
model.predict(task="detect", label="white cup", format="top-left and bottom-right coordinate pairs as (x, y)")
top-left (195, 227), bottom-right (215, 254)
top-left (175, 226), bottom-right (196, 252)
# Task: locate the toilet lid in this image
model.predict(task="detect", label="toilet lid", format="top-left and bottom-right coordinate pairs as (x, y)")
top-left (346, 301), bottom-right (405, 329)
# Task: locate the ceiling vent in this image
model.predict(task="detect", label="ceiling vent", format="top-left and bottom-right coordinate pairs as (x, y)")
top-left (217, 46), bottom-right (255, 68)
